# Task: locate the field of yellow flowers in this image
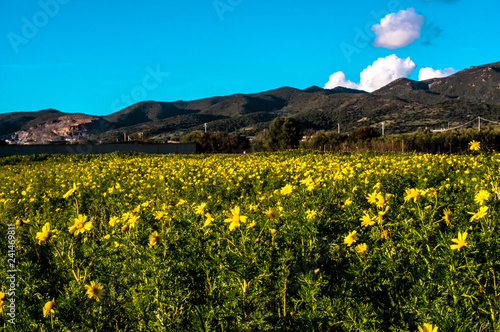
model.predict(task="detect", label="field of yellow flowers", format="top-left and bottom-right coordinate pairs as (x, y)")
top-left (1, 150), bottom-right (499, 331)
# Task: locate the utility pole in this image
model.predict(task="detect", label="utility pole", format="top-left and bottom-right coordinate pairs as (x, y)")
top-left (338, 123), bottom-right (340, 134)
top-left (204, 123), bottom-right (207, 133)
top-left (478, 117), bottom-right (481, 132)
top-left (382, 122), bottom-right (385, 136)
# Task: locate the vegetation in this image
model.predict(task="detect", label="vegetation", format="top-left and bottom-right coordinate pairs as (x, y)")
top-left (299, 126), bottom-right (500, 154)
top-left (254, 117), bottom-right (302, 152)
top-left (180, 130), bottom-right (250, 153)
top-left (1, 150), bottom-right (500, 331)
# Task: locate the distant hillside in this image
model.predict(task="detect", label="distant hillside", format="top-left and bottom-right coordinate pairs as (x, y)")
top-left (0, 109), bottom-right (65, 136)
top-left (1, 60), bottom-right (499, 143)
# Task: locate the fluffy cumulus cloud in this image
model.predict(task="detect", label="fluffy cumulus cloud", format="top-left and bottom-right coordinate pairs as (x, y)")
top-left (371, 8), bottom-right (425, 49)
top-left (418, 67), bottom-right (456, 80)
top-left (323, 72), bottom-right (359, 90)
top-left (324, 55), bottom-right (416, 92)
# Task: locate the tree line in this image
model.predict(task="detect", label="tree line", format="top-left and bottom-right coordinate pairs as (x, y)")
top-left (178, 117), bottom-right (500, 154)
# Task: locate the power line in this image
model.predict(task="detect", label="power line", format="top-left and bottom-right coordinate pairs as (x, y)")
top-left (479, 116), bottom-right (500, 125)
top-left (431, 116), bottom-right (500, 133)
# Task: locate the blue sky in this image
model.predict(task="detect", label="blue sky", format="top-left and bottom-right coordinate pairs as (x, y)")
top-left (0, 0), bottom-right (498, 116)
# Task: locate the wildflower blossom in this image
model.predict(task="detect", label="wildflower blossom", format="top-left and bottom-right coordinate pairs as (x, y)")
top-left (474, 190), bottom-right (490, 205)
top-left (450, 231), bottom-right (468, 251)
top-left (280, 184), bottom-right (293, 195)
top-left (63, 183), bottom-right (78, 199)
top-left (204, 213), bottom-right (214, 227)
top-left (360, 212), bottom-right (375, 227)
top-left (356, 243), bottom-right (367, 253)
top-left (36, 223), bottom-right (57, 244)
top-left (42, 298), bottom-right (55, 318)
top-left (344, 230), bottom-right (358, 246)
top-left (306, 209), bottom-right (317, 220)
top-left (468, 206), bottom-right (488, 222)
top-left (404, 188), bottom-right (421, 203)
top-left (469, 140), bottom-right (480, 151)
top-left (148, 231), bottom-right (162, 247)
top-left (67, 214), bottom-right (92, 236)
top-left (225, 206), bottom-right (247, 231)
top-left (442, 208), bottom-right (452, 226)
top-left (85, 281), bottom-right (105, 301)
top-left (418, 323), bottom-right (438, 332)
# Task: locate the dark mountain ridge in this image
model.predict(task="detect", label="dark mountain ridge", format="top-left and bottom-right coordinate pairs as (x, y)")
top-left (2, 61), bottom-right (499, 143)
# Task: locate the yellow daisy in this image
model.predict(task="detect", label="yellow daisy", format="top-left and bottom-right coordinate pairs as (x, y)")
top-left (85, 281), bottom-right (105, 301)
top-left (67, 214), bottom-right (92, 236)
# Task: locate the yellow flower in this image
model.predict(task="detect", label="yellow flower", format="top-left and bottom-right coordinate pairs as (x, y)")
top-left (42, 298), bottom-right (55, 318)
top-left (375, 206), bottom-right (389, 222)
top-left (121, 224), bottom-right (129, 232)
top-left (270, 228), bottom-right (277, 234)
top-left (356, 243), bottom-right (367, 253)
top-left (0, 292), bottom-right (5, 313)
top-left (114, 241), bottom-right (120, 248)
top-left (469, 140), bottom-right (480, 151)
top-left (442, 208), bottom-right (452, 226)
top-left (63, 183), bottom-right (78, 199)
top-left (247, 220), bottom-right (256, 228)
top-left (474, 190), bottom-right (490, 205)
top-left (36, 223), bottom-right (57, 245)
top-left (366, 191), bottom-right (379, 204)
top-left (225, 206), bottom-right (247, 231)
top-left (154, 211), bottom-right (166, 220)
top-left (109, 216), bottom-right (119, 227)
top-left (15, 218), bottom-right (30, 226)
top-left (67, 214), bottom-right (92, 236)
top-left (381, 230), bottom-right (390, 239)
top-left (204, 213), bottom-right (214, 227)
top-left (148, 231), bottom-right (162, 247)
top-left (306, 209), bottom-right (317, 220)
top-left (127, 214), bottom-right (139, 228)
top-left (264, 207), bottom-right (281, 219)
top-left (344, 230), bottom-right (358, 246)
top-left (468, 206), bottom-right (488, 222)
top-left (194, 203), bottom-right (206, 215)
top-left (176, 199), bottom-right (187, 206)
top-left (360, 212), bottom-right (375, 227)
top-left (418, 323), bottom-right (438, 332)
top-left (280, 184), bottom-right (293, 195)
top-left (404, 188), bottom-right (421, 203)
top-left (450, 231), bottom-right (468, 251)
top-left (85, 281), bottom-right (105, 301)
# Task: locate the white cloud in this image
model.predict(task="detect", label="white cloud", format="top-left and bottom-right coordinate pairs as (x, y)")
top-left (418, 67), bottom-right (456, 80)
top-left (371, 8), bottom-right (425, 49)
top-left (323, 71), bottom-right (359, 90)
top-left (324, 55), bottom-right (416, 92)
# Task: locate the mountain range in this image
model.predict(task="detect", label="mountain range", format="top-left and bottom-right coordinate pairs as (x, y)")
top-left (2, 61), bottom-right (499, 144)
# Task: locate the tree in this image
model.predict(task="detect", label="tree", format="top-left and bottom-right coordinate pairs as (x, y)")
top-left (264, 117), bottom-right (302, 151)
top-left (180, 131), bottom-right (250, 153)
top-left (348, 126), bottom-right (381, 142)
top-left (300, 130), bottom-right (344, 151)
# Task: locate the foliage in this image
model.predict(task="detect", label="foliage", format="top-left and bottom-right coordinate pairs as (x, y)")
top-left (1, 151), bottom-right (500, 331)
top-left (180, 130), bottom-right (250, 153)
top-left (348, 126), bottom-right (381, 143)
top-left (299, 130), bottom-right (344, 151)
top-left (260, 117), bottom-right (302, 151)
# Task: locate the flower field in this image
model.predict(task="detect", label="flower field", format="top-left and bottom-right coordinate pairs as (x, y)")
top-left (1, 150), bottom-right (500, 331)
